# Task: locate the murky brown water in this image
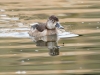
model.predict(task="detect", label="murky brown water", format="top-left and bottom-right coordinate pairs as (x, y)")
top-left (0, 0), bottom-right (100, 75)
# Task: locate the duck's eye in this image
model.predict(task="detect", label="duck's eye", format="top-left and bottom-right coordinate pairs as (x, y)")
top-left (53, 22), bottom-right (56, 25)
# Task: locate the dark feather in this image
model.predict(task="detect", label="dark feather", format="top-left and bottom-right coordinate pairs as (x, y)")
top-left (49, 15), bottom-right (59, 22)
top-left (36, 23), bottom-right (46, 32)
top-left (31, 23), bottom-right (46, 32)
top-left (31, 24), bottom-right (37, 29)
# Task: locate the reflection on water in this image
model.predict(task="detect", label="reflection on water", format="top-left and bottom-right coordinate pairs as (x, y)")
top-left (0, 0), bottom-right (100, 75)
top-left (30, 35), bottom-right (60, 56)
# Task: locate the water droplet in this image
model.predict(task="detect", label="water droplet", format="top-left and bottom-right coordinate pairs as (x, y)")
top-left (82, 22), bottom-right (84, 23)
top-left (16, 71), bottom-right (26, 74)
top-left (97, 22), bottom-right (99, 23)
top-left (87, 49), bottom-right (90, 50)
top-left (14, 54), bottom-right (17, 55)
top-left (96, 27), bottom-right (99, 29)
top-left (20, 50), bottom-right (23, 51)
top-left (0, 9), bottom-right (5, 12)
top-left (35, 50), bottom-right (39, 52)
top-left (22, 71), bottom-right (26, 74)
top-left (16, 71), bottom-right (21, 74)
top-left (21, 60), bottom-right (24, 63)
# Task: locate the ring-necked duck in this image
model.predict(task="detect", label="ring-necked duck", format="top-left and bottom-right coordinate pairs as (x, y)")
top-left (28, 15), bottom-right (64, 37)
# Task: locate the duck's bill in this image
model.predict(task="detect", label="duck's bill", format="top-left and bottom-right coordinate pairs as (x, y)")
top-left (55, 22), bottom-right (64, 29)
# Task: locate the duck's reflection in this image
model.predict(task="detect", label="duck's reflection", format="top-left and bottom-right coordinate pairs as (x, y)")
top-left (30, 35), bottom-right (60, 56)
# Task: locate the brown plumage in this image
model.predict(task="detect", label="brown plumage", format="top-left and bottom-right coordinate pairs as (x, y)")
top-left (48, 15), bottom-right (59, 22)
top-left (35, 23), bottom-right (46, 32)
top-left (28, 15), bottom-right (60, 37)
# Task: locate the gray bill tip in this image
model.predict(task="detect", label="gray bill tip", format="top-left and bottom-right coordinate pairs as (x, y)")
top-left (55, 22), bottom-right (64, 29)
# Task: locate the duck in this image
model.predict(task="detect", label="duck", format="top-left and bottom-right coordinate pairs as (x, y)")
top-left (28, 15), bottom-right (64, 37)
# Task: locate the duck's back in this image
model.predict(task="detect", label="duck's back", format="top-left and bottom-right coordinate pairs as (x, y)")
top-left (35, 23), bottom-right (46, 32)
top-left (30, 23), bottom-right (47, 31)
top-left (28, 23), bottom-right (47, 37)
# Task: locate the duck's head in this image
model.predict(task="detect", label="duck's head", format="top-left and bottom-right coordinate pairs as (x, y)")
top-left (46, 15), bottom-right (59, 29)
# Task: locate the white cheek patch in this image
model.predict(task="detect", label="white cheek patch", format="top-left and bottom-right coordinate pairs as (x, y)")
top-left (47, 21), bottom-right (56, 29)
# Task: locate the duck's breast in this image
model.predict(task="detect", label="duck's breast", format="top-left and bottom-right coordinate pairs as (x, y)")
top-left (47, 29), bottom-right (57, 35)
top-left (28, 28), bottom-right (47, 37)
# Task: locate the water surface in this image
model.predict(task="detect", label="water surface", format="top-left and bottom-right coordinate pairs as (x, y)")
top-left (0, 0), bottom-right (100, 75)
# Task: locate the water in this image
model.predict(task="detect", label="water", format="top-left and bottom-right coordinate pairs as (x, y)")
top-left (0, 0), bottom-right (100, 75)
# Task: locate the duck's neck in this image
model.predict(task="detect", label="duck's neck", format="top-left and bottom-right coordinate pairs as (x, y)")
top-left (46, 20), bottom-right (56, 30)
top-left (46, 26), bottom-right (55, 30)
